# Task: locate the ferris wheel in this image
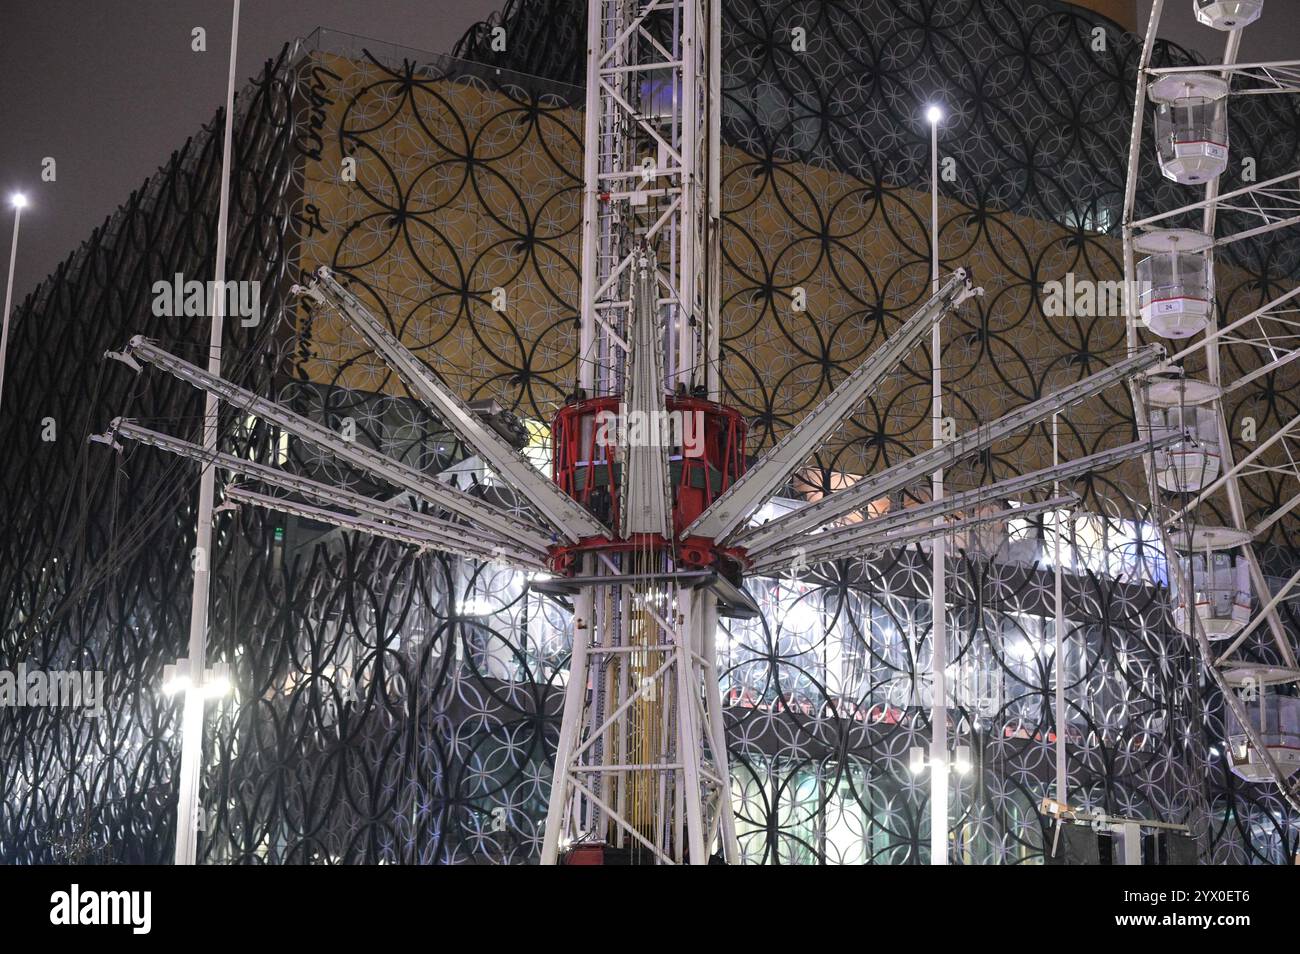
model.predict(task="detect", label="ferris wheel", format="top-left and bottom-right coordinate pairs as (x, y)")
top-left (1123, 0), bottom-right (1300, 805)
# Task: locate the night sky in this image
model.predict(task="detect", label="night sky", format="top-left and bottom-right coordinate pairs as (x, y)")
top-left (0, 0), bottom-right (502, 298)
top-left (1, 0), bottom-right (1297, 298)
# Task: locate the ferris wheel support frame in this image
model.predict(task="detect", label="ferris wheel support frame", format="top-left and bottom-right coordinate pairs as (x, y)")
top-left (1122, 0), bottom-right (1300, 812)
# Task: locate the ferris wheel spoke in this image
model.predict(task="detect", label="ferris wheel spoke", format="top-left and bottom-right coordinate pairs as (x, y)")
top-left (1147, 60), bottom-right (1300, 95)
top-left (1162, 284), bottom-right (1300, 367)
top-left (1133, 169), bottom-right (1300, 234)
top-left (1165, 414), bottom-right (1300, 524)
top-left (1215, 563), bottom-right (1300, 667)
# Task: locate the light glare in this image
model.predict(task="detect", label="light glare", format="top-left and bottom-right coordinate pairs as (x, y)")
top-left (201, 675), bottom-right (232, 699)
top-left (909, 746), bottom-right (928, 774)
top-left (953, 744), bottom-right (972, 775)
top-left (162, 673), bottom-right (191, 697)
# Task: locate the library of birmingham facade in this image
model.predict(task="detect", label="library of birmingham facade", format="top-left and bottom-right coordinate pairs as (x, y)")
top-left (2, 0), bottom-right (1299, 864)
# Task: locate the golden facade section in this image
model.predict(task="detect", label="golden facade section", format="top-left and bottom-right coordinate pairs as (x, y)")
top-left (290, 50), bottom-right (1296, 533)
top-left (1064, 0), bottom-right (1138, 30)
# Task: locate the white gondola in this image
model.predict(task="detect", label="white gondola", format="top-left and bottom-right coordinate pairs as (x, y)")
top-left (1148, 73), bottom-right (1230, 185)
top-left (1171, 526), bottom-right (1253, 641)
top-left (1222, 666), bottom-right (1300, 783)
top-left (1194, 0), bottom-right (1265, 31)
top-left (1134, 229), bottom-right (1214, 339)
top-left (1143, 374), bottom-right (1222, 493)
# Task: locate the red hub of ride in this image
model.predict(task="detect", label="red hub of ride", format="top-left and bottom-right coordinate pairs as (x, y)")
top-left (549, 394), bottom-right (749, 575)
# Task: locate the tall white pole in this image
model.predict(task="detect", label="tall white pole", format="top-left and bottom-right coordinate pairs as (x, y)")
top-left (0, 197), bottom-right (24, 417)
top-left (927, 105), bottom-right (948, 866)
top-left (1053, 414), bottom-right (1067, 806)
top-left (174, 0), bottom-right (240, 866)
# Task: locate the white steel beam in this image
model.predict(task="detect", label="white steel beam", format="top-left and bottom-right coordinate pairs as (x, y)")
top-left (578, 0), bottom-right (720, 399)
top-left (298, 268), bottom-right (610, 543)
top-left (683, 268), bottom-right (980, 543)
top-left (1252, 486), bottom-right (1300, 537)
top-left (1132, 159), bottom-right (1287, 236)
top-left (734, 345), bottom-right (1166, 553)
top-left (104, 418), bottom-right (547, 568)
top-left (751, 495), bottom-right (1078, 576)
top-left (1164, 413), bottom-right (1300, 526)
top-left (120, 336), bottom-right (553, 551)
top-left (1160, 285), bottom-right (1300, 371)
top-left (221, 485), bottom-right (547, 568)
top-left (1222, 335), bottom-right (1300, 396)
top-left (1214, 562), bottom-right (1300, 667)
top-left (1179, 23), bottom-right (1294, 671)
top-left (749, 433), bottom-right (1183, 567)
top-left (1146, 60), bottom-right (1300, 95)
top-left (620, 249), bottom-right (672, 537)
top-left (1131, 169), bottom-right (1300, 246)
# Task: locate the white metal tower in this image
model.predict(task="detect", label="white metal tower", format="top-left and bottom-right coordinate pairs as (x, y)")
top-left (539, 0), bottom-right (733, 864)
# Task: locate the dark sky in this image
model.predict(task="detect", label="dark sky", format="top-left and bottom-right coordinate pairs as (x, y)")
top-left (0, 0), bottom-right (502, 299)
top-left (1, 1), bottom-right (1297, 299)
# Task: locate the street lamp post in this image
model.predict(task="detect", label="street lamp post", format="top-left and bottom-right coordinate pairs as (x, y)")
top-left (925, 102), bottom-right (948, 866)
top-left (0, 192), bottom-right (27, 417)
top-left (173, 0), bottom-right (241, 866)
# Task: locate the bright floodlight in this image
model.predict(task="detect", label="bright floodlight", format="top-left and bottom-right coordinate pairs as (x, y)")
top-left (953, 744), bottom-right (973, 775)
top-left (909, 746), bottom-right (928, 775)
top-left (202, 672), bottom-right (232, 699)
top-left (161, 662), bottom-right (192, 697)
top-left (10, 193), bottom-right (26, 209)
top-left (925, 104), bottom-right (943, 125)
